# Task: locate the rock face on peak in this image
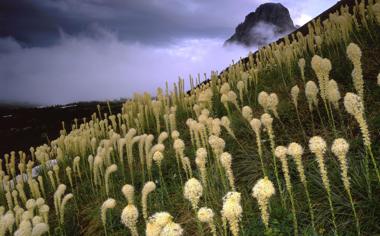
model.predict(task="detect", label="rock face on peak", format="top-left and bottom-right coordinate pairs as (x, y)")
top-left (226, 3), bottom-right (296, 47)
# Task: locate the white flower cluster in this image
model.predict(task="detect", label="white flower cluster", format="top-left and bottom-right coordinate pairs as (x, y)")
top-left (221, 191), bottom-right (242, 236)
top-left (184, 178), bottom-right (203, 210)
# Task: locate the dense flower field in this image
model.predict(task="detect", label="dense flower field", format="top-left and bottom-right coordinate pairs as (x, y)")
top-left (1, 0), bottom-right (380, 235)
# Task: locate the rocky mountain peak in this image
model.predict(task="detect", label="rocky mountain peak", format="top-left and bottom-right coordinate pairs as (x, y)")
top-left (226, 3), bottom-right (296, 47)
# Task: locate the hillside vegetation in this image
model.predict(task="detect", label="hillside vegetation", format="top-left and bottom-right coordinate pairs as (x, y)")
top-left (1, 0), bottom-right (380, 235)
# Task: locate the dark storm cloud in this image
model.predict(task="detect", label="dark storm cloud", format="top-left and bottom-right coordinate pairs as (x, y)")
top-left (0, 0), bottom-right (87, 46)
top-left (0, 0), bottom-right (243, 46)
top-left (0, 0), bottom-right (337, 105)
top-left (0, 34), bottom-right (255, 105)
top-left (1, 0), bottom-right (336, 46)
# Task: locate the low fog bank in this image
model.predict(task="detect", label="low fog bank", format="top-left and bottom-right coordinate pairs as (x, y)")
top-left (249, 21), bottom-right (295, 47)
top-left (0, 29), bottom-right (256, 106)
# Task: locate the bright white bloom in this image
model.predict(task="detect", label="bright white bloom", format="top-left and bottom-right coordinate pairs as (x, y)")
top-left (121, 204), bottom-right (139, 236)
top-left (258, 91), bottom-right (270, 111)
top-left (184, 178), bottom-right (203, 210)
top-left (146, 212), bottom-right (173, 236)
top-left (242, 106), bottom-right (253, 121)
top-left (291, 85), bottom-right (300, 108)
top-left (252, 177), bottom-right (275, 228)
top-left (305, 80), bottom-right (319, 110)
top-left (197, 207), bottom-right (214, 223)
top-left (153, 151), bottom-right (164, 165)
top-left (142, 181), bottom-right (156, 220)
top-left (160, 222), bottom-right (183, 236)
top-left (101, 198), bottom-right (116, 227)
top-left (122, 184), bottom-right (135, 204)
top-left (309, 136), bottom-right (327, 154)
top-left (327, 79), bottom-right (341, 109)
top-left (221, 192), bottom-right (242, 236)
top-left (31, 223), bottom-right (49, 236)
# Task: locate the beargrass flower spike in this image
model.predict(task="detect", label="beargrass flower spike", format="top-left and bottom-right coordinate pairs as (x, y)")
top-left (347, 43), bottom-right (364, 99)
top-left (260, 113), bottom-right (284, 206)
top-left (250, 118), bottom-right (266, 176)
top-left (287, 142), bottom-right (316, 232)
top-left (252, 177), bottom-right (275, 230)
top-left (101, 198), bottom-right (116, 235)
top-left (331, 138), bottom-right (360, 235)
top-left (121, 204), bottom-right (139, 236)
top-left (275, 146), bottom-right (298, 235)
top-left (305, 80), bottom-right (319, 112)
top-left (142, 181), bottom-right (156, 221)
top-left (197, 207), bottom-right (217, 236)
top-left (344, 92), bottom-right (380, 183)
top-left (309, 136), bottom-right (338, 235)
top-left (195, 148), bottom-right (208, 186)
top-left (221, 191), bottom-right (242, 236)
top-left (220, 152), bottom-right (235, 191)
top-left (184, 178), bottom-right (203, 210)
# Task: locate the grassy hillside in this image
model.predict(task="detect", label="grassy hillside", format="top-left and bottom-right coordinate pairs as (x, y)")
top-left (0, 0), bottom-right (380, 235)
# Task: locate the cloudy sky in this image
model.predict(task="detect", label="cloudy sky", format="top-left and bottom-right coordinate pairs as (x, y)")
top-left (0, 0), bottom-right (336, 105)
